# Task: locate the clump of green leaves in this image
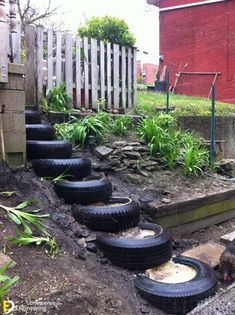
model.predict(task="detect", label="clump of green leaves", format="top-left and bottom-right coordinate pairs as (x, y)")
top-left (45, 82), bottom-right (72, 113)
top-left (78, 16), bottom-right (136, 47)
top-left (111, 115), bottom-right (133, 136)
top-left (0, 200), bottom-right (58, 257)
top-left (0, 261), bottom-right (19, 300)
top-left (138, 113), bottom-right (210, 175)
top-left (55, 111), bottom-right (111, 147)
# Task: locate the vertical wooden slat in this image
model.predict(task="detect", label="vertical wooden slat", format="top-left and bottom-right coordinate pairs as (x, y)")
top-left (36, 26), bottom-right (44, 106)
top-left (25, 25), bottom-right (36, 104)
top-left (47, 29), bottom-right (53, 91)
top-left (132, 48), bottom-right (137, 107)
top-left (0, 0), bottom-right (8, 82)
top-left (83, 37), bottom-right (89, 108)
top-left (56, 31), bottom-right (62, 85)
top-left (106, 42), bottom-right (112, 108)
top-left (100, 40), bottom-right (105, 100)
top-left (113, 44), bottom-right (119, 109)
top-left (91, 38), bottom-right (98, 108)
top-left (75, 36), bottom-right (81, 107)
top-left (127, 48), bottom-right (132, 108)
top-left (121, 46), bottom-right (126, 109)
top-left (65, 33), bottom-right (73, 101)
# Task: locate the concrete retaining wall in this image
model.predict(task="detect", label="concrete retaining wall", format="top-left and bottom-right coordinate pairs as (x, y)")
top-left (0, 64), bottom-right (26, 168)
top-left (177, 116), bottom-right (235, 160)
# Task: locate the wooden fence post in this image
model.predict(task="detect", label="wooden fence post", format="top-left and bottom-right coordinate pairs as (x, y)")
top-left (25, 24), bottom-right (36, 105)
top-left (0, 0), bottom-right (8, 82)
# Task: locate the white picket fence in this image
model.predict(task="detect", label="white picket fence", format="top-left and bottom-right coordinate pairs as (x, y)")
top-left (25, 25), bottom-right (137, 112)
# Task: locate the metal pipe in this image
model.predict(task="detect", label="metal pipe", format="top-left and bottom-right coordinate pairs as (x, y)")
top-left (166, 71), bottom-right (169, 113)
top-left (210, 85), bottom-right (216, 162)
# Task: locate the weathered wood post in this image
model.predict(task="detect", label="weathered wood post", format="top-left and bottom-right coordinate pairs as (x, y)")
top-left (9, 0), bottom-right (21, 63)
top-left (0, 0), bottom-right (9, 82)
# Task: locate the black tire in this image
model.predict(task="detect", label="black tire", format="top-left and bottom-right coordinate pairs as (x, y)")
top-left (27, 140), bottom-right (72, 159)
top-left (134, 255), bottom-right (218, 315)
top-left (54, 175), bottom-right (112, 205)
top-left (96, 223), bottom-right (172, 270)
top-left (72, 197), bottom-right (140, 232)
top-left (32, 158), bottom-right (91, 180)
top-left (26, 124), bottom-right (55, 140)
top-left (25, 110), bottom-right (41, 124)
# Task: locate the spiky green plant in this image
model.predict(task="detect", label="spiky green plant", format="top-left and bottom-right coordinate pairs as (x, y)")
top-left (0, 261), bottom-right (19, 300)
top-left (46, 82), bottom-right (72, 113)
top-left (43, 168), bottom-right (74, 183)
top-left (111, 116), bottom-right (133, 136)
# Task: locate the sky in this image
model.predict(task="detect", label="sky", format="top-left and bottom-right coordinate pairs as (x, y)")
top-left (30, 0), bottom-right (159, 64)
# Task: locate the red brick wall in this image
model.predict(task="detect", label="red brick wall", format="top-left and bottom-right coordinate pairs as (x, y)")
top-left (159, 0), bottom-right (235, 103)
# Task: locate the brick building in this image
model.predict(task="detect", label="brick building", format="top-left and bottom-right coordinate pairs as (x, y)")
top-left (147, 0), bottom-right (235, 103)
top-left (136, 60), bottom-right (158, 85)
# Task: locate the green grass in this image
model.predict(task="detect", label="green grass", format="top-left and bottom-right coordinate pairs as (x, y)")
top-left (136, 91), bottom-right (235, 116)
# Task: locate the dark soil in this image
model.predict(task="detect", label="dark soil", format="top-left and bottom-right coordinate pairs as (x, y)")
top-left (1, 146), bottom-right (235, 314)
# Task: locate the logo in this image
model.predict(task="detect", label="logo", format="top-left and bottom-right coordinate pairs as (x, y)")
top-left (3, 299), bottom-right (15, 314)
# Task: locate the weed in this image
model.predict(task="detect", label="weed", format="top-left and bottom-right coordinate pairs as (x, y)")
top-left (46, 83), bottom-right (72, 113)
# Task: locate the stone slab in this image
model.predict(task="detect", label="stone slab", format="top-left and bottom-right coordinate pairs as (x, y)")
top-left (220, 230), bottom-right (235, 244)
top-left (182, 241), bottom-right (225, 268)
top-left (0, 252), bottom-right (16, 269)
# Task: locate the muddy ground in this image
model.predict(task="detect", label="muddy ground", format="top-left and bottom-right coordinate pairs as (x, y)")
top-left (1, 148), bottom-right (235, 315)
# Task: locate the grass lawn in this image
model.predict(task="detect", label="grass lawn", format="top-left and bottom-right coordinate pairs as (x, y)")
top-left (136, 91), bottom-right (235, 116)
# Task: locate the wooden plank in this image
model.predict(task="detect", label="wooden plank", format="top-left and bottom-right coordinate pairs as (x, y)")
top-left (220, 230), bottom-right (235, 244)
top-left (65, 33), bottom-right (73, 101)
top-left (83, 37), bottom-right (89, 108)
top-left (100, 40), bottom-right (105, 100)
top-left (75, 36), bottom-right (81, 107)
top-left (132, 47), bottom-right (137, 108)
top-left (0, 22), bottom-right (8, 82)
top-left (47, 28), bottom-right (53, 91)
top-left (113, 44), bottom-right (120, 109)
top-left (25, 24), bottom-right (36, 104)
top-left (91, 38), bottom-right (98, 109)
top-left (121, 46), bottom-right (126, 109)
top-left (36, 26), bottom-right (44, 106)
top-left (56, 31), bottom-right (62, 85)
top-left (127, 48), bottom-right (132, 108)
top-left (106, 42), bottom-right (112, 108)
top-left (182, 241), bottom-right (225, 268)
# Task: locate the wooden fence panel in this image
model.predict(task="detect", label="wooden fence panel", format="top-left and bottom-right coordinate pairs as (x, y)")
top-left (100, 40), bottom-right (105, 100)
top-left (36, 26), bottom-right (43, 105)
top-left (75, 36), bottom-right (81, 108)
top-left (91, 38), bottom-right (98, 108)
top-left (47, 29), bottom-right (53, 91)
top-left (83, 37), bottom-right (89, 108)
top-left (24, 24), bottom-right (137, 111)
top-left (56, 31), bottom-right (62, 85)
top-left (106, 42), bottom-right (112, 107)
top-left (25, 25), bottom-right (36, 104)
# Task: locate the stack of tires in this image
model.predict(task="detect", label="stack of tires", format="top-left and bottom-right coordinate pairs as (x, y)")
top-left (25, 110), bottom-right (218, 315)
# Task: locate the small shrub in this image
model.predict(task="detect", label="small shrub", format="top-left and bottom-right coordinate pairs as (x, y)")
top-left (111, 116), bottom-right (133, 136)
top-left (46, 83), bottom-right (72, 113)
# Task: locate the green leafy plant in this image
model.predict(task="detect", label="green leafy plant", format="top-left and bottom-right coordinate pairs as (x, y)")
top-left (46, 82), bottom-right (72, 113)
top-left (78, 16), bottom-right (136, 47)
top-left (55, 111), bottom-right (111, 147)
top-left (111, 116), bottom-right (133, 136)
top-left (0, 261), bottom-right (19, 300)
top-left (43, 168), bottom-right (74, 183)
top-left (0, 191), bottom-right (19, 197)
top-left (6, 230), bottom-right (59, 258)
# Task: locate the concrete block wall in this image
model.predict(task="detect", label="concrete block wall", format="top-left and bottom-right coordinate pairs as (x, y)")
top-left (0, 64), bottom-right (26, 168)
